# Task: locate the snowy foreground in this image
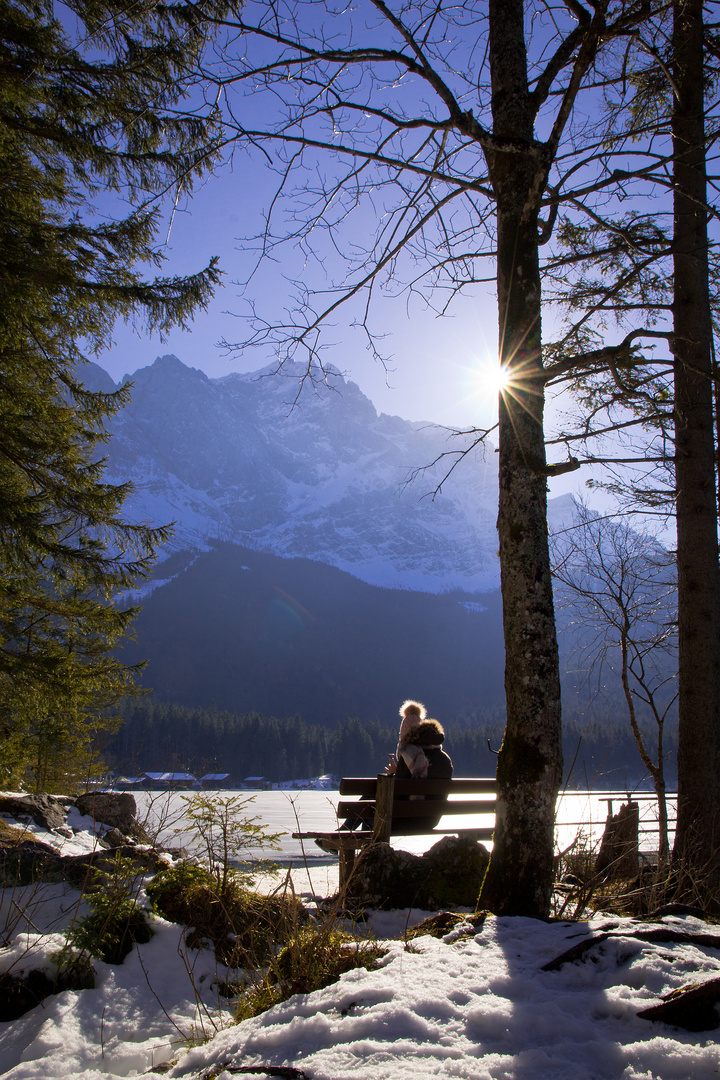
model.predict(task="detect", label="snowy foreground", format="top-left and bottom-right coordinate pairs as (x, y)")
top-left (1, 798), bottom-right (719, 1079)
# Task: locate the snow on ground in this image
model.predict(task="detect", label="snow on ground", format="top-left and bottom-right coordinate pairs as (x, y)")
top-left (1, 793), bottom-right (718, 1079)
top-left (3, 902), bottom-right (720, 1080)
top-left (0, 909), bottom-right (231, 1079)
top-left (171, 912), bottom-right (720, 1080)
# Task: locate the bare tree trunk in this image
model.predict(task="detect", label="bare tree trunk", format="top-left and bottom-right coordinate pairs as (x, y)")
top-left (620, 626), bottom-right (669, 869)
top-left (672, 0), bottom-right (720, 892)
top-left (479, 0), bottom-right (563, 917)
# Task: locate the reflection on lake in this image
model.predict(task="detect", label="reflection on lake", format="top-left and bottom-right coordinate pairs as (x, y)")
top-left (134, 788), bottom-right (675, 865)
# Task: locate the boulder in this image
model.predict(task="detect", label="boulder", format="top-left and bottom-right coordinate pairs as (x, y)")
top-left (0, 957), bottom-right (95, 1021)
top-left (73, 792), bottom-right (150, 842)
top-left (59, 844), bottom-right (167, 890)
top-left (0, 836), bottom-right (64, 886)
top-left (0, 793), bottom-right (67, 832)
top-left (344, 836), bottom-right (490, 910)
top-left (0, 832), bottom-right (165, 888)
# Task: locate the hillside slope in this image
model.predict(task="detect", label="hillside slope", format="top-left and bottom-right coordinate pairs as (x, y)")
top-left (121, 543), bottom-right (505, 722)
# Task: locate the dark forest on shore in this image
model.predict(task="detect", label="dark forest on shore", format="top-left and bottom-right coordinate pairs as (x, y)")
top-left (106, 699), bottom-right (677, 789)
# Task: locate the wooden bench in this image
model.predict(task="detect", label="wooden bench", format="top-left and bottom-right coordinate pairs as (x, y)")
top-left (292, 774), bottom-right (496, 887)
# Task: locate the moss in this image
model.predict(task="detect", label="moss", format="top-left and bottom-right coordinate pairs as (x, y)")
top-left (0, 820), bottom-right (32, 844)
top-left (496, 736), bottom-right (550, 787)
top-left (404, 911), bottom-right (488, 940)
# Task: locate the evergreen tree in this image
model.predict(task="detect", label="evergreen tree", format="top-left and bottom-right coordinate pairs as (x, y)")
top-left (0, 0), bottom-right (225, 790)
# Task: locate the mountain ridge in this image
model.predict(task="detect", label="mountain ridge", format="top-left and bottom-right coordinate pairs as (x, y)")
top-left (92, 354), bottom-right (501, 592)
top-left (121, 541), bottom-right (506, 721)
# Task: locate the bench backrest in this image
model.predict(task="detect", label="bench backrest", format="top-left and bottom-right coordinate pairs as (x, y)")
top-left (338, 775), bottom-right (496, 840)
top-left (339, 777), bottom-right (496, 796)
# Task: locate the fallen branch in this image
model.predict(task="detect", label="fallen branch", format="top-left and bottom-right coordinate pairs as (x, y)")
top-left (542, 927), bottom-right (720, 972)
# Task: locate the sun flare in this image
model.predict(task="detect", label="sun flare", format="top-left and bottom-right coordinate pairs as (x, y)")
top-left (477, 360), bottom-right (511, 397)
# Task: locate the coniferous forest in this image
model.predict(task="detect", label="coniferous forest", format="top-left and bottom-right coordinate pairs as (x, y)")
top-left (107, 698), bottom-right (677, 789)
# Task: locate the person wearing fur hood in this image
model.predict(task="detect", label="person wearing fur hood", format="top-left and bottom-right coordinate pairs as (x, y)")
top-left (388, 699), bottom-right (453, 835)
top-left (324, 699), bottom-right (452, 843)
top-left (389, 700), bottom-right (453, 781)
top-left (395, 718), bottom-right (453, 781)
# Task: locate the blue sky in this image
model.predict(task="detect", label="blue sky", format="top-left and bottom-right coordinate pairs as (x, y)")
top-left (99, 155), bottom-right (505, 433)
top-left (95, 0), bottom-right (623, 507)
top-left (97, 158), bottom-right (585, 503)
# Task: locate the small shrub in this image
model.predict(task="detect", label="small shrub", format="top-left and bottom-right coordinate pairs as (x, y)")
top-left (556, 829), bottom-right (597, 885)
top-left (176, 794), bottom-right (284, 892)
top-left (553, 829), bottom-right (606, 918)
top-left (234, 926), bottom-right (387, 1021)
top-left (69, 890), bottom-right (153, 964)
top-left (146, 860), bottom-right (306, 966)
top-left (50, 946), bottom-right (96, 990)
top-left (584, 862), bottom-right (720, 921)
top-left (146, 860), bottom-right (215, 922)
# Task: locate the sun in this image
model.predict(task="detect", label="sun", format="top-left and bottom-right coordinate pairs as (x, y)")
top-left (477, 359), bottom-right (511, 397)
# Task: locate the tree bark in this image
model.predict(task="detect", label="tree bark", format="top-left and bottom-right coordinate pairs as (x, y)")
top-left (672, 0), bottom-right (720, 893)
top-left (479, 0), bottom-right (562, 917)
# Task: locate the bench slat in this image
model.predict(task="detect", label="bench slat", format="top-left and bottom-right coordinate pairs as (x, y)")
top-left (391, 826), bottom-right (495, 840)
top-left (337, 798), bottom-right (496, 818)
top-left (339, 777), bottom-right (496, 796)
top-left (338, 778), bottom-right (378, 796)
top-left (291, 831), bottom-right (373, 849)
top-left (292, 827), bottom-right (495, 844)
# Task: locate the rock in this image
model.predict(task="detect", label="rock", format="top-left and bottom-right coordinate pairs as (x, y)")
top-left (0, 831), bottom-right (165, 888)
top-left (344, 836), bottom-right (490, 910)
top-left (103, 827), bottom-right (133, 848)
top-left (59, 845), bottom-right (167, 890)
top-left (0, 956), bottom-right (95, 1021)
top-left (0, 793), bottom-right (67, 832)
top-left (424, 836), bottom-right (491, 901)
top-left (0, 837), bottom-right (64, 886)
top-left (73, 792), bottom-right (150, 842)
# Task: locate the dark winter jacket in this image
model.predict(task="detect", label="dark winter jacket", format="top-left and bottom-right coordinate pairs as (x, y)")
top-left (395, 719), bottom-right (453, 781)
top-left (393, 718), bottom-right (453, 834)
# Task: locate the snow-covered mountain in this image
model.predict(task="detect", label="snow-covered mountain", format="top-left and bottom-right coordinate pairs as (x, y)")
top-left (91, 354), bottom-right (501, 592)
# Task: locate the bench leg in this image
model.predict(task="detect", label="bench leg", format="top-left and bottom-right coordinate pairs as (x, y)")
top-left (338, 846), bottom-right (355, 890)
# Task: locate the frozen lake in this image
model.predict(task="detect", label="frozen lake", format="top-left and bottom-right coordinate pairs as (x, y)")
top-left (134, 787), bottom-right (674, 866)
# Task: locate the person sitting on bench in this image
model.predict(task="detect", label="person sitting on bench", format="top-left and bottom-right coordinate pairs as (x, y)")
top-left (390, 711), bottom-right (453, 833)
top-left (325, 699), bottom-right (452, 841)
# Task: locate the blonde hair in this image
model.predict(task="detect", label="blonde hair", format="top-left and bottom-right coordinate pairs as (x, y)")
top-left (399, 699), bottom-right (426, 721)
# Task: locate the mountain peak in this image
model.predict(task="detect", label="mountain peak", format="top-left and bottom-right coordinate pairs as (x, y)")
top-left (119, 354), bottom-right (208, 387)
top-left (98, 353), bottom-right (501, 593)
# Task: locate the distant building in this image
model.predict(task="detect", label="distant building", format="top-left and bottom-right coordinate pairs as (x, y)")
top-left (242, 776), bottom-right (269, 790)
top-left (313, 775), bottom-right (337, 790)
top-left (113, 776), bottom-right (144, 790)
top-left (200, 773), bottom-right (232, 789)
top-left (143, 771), bottom-right (197, 790)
